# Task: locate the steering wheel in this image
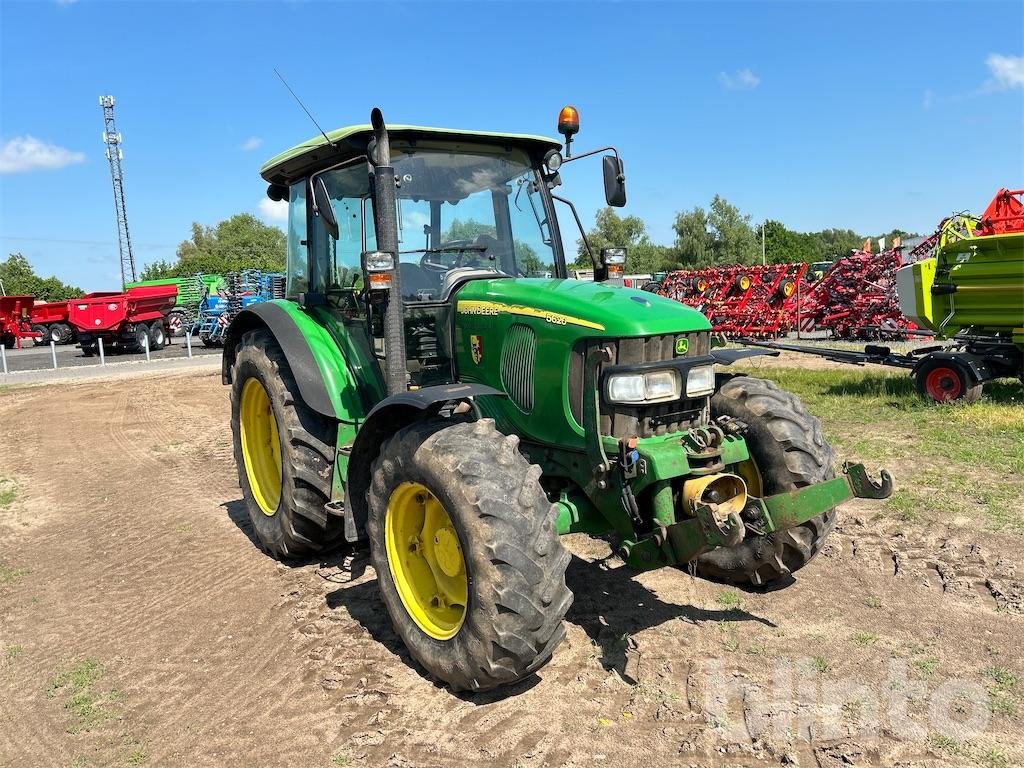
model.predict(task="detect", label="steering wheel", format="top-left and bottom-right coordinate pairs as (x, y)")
top-left (419, 237), bottom-right (498, 272)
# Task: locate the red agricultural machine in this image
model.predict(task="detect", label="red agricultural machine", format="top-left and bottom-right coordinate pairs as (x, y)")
top-left (68, 284), bottom-right (177, 356)
top-left (796, 245), bottom-right (917, 340)
top-left (658, 263), bottom-right (807, 338)
top-left (0, 295), bottom-right (39, 349)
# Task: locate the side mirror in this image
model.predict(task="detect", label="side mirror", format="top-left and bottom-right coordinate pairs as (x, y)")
top-left (312, 177), bottom-right (339, 240)
top-left (603, 155), bottom-right (626, 207)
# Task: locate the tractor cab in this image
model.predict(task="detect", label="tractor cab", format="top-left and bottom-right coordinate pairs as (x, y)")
top-left (260, 116), bottom-right (622, 389)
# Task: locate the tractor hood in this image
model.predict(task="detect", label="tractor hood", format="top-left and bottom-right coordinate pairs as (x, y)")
top-left (453, 277), bottom-right (711, 337)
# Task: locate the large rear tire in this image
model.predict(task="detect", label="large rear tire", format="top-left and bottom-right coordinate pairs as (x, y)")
top-left (230, 328), bottom-right (344, 559)
top-left (699, 376), bottom-right (837, 586)
top-left (367, 418), bottom-right (572, 692)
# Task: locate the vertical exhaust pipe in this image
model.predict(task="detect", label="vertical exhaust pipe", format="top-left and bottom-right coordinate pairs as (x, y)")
top-left (370, 108), bottom-right (407, 396)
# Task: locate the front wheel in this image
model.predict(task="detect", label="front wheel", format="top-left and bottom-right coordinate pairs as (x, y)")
top-left (699, 376), bottom-right (837, 587)
top-left (367, 418), bottom-right (572, 692)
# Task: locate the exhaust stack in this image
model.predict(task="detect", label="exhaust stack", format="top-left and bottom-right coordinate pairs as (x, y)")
top-left (369, 108), bottom-right (407, 396)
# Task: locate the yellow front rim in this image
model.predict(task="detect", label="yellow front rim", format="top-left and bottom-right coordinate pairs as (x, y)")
top-left (384, 482), bottom-right (468, 640)
top-left (732, 457), bottom-right (764, 498)
top-left (240, 377), bottom-right (282, 516)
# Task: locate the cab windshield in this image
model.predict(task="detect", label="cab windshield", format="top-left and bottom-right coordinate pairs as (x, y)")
top-left (391, 144), bottom-right (556, 301)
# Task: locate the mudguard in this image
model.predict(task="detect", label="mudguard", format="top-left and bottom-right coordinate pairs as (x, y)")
top-left (344, 383), bottom-right (506, 542)
top-left (222, 301), bottom-right (358, 420)
top-left (911, 350), bottom-right (991, 384)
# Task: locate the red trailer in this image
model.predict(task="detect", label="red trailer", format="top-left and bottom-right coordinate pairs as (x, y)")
top-left (30, 300), bottom-right (76, 345)
top-left (0, 295), bottom-right (40, 349)
top-left (68, 285), bottom-right (177, 356)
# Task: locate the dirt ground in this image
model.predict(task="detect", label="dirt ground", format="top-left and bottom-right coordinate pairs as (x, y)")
top-left (1, 368), bottom-right (1021, 768)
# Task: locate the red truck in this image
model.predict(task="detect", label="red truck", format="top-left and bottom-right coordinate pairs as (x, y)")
top-left (68, 284), bottom-right (177, 356)
top-left (0, 295), bottom-right (39, 349)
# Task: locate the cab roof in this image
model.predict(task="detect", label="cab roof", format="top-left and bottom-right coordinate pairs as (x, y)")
top-left (260, 124), bottom-right (562, 186)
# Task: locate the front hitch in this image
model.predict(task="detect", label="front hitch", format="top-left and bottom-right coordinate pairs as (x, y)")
top-left (757, 462), bottom-right (893, 534)
top-left (619, 463), bottom-right (893, 571)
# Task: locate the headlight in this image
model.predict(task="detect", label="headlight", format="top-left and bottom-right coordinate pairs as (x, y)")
top-left (685, 365), bottom-right (715, 397)
top-left (606, 369), bottom-right (681, 404)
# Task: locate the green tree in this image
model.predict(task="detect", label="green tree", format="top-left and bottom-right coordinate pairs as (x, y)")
top-left (672, 206), bottom-right (713, 267)
top-left (141, 214), bottom-right (286, 279)
top-left (0, 253), bottom-right (82, 301)
top-left (576, 207), bottom-right (673, 274)
top-left (708, 195), bottom-right (759, 265)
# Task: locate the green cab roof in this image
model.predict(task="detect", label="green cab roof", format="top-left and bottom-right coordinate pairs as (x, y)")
top-left (260, 124), bottom-right (562, 186)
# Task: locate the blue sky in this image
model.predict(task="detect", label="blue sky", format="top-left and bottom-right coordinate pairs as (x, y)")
top-left (1, 0), bottom-right (1022, 291)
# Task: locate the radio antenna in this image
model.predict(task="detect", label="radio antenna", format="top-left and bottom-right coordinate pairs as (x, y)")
top-left (274, 68), bottom-right (337, 149)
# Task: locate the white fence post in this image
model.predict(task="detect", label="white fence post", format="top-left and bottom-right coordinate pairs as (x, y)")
top-left (185, 331), bottom-right (193, 359)
top-left (143, 330), bottom-right (151, 362)
top-left (98, 337), bottom-right (106, 366)
top-left (50, 340), bottom-right (58, 369)
top-left (0, 344), bottom-right (7, 375)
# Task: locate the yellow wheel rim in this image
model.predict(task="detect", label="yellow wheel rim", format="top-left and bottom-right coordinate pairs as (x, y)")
top-left (384, 482), bottom-right (468, 640)
top-left (240, 377), bottom-right (282, 516)
top-left (732, 457), bottom-right (764, 498)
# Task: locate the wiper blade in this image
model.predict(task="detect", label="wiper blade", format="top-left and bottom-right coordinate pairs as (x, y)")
top-left (398, 245), bottom-right (488, 255)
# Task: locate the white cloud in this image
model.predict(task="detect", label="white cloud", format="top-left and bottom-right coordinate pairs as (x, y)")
top-left (240, 136), bottom-right (263, 152)
top-left (0, 136), bottom-right (86, 174)
top-left (258, 197), bottom-right (288, 223)
top-left (718, 68), bottom-right (761, 91)
top-left (985, 53), bottom-right (1024, 90)
top-left (922, 89), bottom-right (935, 110)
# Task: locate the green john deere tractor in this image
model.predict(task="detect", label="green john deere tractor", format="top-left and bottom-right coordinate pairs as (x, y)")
top-left (224, 107), bottom-right (893, 691)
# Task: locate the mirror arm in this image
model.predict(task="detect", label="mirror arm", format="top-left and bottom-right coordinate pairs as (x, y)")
top-left (560, 145), bottom-right (622, 171)
top-left (552, 193), bottom-right (597, 269)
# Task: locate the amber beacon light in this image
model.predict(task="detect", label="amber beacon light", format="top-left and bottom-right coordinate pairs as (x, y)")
top-left (557, 105), bottom-right (580, 156)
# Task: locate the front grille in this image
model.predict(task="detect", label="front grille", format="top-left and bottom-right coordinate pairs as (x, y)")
top-left (568, 332), bottom-right (711, 439)
top-left (500, 323), bottom-right (536, 413)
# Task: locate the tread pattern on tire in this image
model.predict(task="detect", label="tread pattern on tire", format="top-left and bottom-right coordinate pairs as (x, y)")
top-left (367, 418), bottom-right (573, 692)
top-left (230, 328), bottom-right (345, 559)
top-left (698, 375), bottom-right (837, 586)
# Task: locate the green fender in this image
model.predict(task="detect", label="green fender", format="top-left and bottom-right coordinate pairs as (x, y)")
top-left (222, 300), bottom-right (379, 423)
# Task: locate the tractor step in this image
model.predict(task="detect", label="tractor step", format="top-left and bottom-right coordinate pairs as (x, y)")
top-left (324, 500), bottom-right (346, 519)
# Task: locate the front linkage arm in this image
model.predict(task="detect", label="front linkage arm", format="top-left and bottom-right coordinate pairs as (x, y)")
top-left (623, 463), bottom-right (893, 571)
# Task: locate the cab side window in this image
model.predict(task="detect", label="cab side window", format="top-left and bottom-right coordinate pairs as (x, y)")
top-left (286, 181), bottom-right (308, 298)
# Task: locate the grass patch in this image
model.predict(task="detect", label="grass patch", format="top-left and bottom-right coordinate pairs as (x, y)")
top-left (864, 596), bottom-right (882, 609)
top-left (716, 590), bottom-right (742, 608)
top-left (5, 644), bottom-right (23, 663)
top-left (853, 631), bottom-right (879, 646)
top-left (810, 656), bottom-right (830, 673)
top-left (914, 657), bottom-right (940, 675)
top-left (0, 563), bottom-right (29, 586)
top-left (47, 659), bottom-right (115, 733)
top-left (126, 747), bottom-right (147, 766)
top-left (984, 666), bottom-right (1020, 718)
top-left (0, 478), bottom-right (16, 510)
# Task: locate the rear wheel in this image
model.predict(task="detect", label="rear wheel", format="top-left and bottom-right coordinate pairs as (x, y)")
top-left (167, 310), bottom-right (187, 338)
top-left (700, 376), bottom-right (837, 587)
top-left (126, 324), bottom-right (148, 352)
top-left (148, 322), bottom-right (167, 350)
top-left (367, 418), bottom-right (572, 692)
top-left (915, 359), bottom-right (981, 404)
top-left (54, 323), bottom-right (74, 344)
top-left (230, 328), bottom-right (344, 558)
